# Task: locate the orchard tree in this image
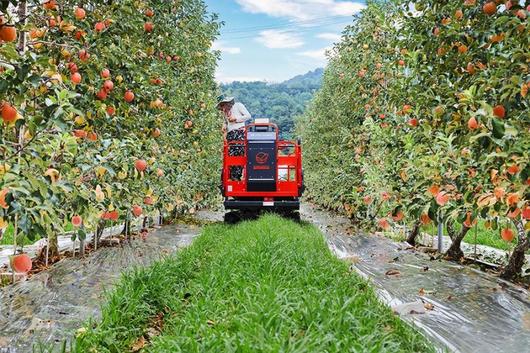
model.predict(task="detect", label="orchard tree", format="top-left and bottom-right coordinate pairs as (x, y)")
top-left (299, 0), bottom-right (529, 279)
top-left (1, 0), bottom-right (221, 257)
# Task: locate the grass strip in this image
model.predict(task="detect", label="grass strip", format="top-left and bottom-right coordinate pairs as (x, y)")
top-left (422, 221), bottom-right (525, 252)
top-left (75, 215), bottom-right (434, 353)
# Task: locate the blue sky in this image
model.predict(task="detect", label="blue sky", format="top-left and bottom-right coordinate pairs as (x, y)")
top-left (204, 0), bottom-right (366, 83)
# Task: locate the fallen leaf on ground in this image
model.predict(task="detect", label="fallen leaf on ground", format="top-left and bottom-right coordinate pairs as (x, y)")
top-left (344, 256), bottom-right (360, 264)
top-left (424, 302), bottom-right (434, 311)
top-left (418, 246), bottom-right (438, 254)
top-left (419, 288), bottom-right (436, 295)
top-left (146, 327), bottom-right (159, 338)
top-left (130, 336), bottom-right (146, 352)
top-left (385, 269), bottom-right (401, 276)
top-left (392, 301), bottom-right (425, 315)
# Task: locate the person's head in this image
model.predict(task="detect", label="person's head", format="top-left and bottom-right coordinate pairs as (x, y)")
top-left (217, 96), bottom-right (235, 111)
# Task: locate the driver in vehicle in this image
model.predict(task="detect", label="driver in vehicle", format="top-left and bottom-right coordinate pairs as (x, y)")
top-left (218, 95), bottom-right (252, 142)
top-left (218, 96), bottom-right (252, 180)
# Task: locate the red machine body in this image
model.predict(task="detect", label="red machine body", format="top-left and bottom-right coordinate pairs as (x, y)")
top-left (222, 121), bottom-right (304, 211)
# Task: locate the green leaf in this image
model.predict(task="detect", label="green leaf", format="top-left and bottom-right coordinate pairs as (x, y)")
top-left (45, 98), bottom-right (55, 107)
top-left (491, 119), bottom-right (505, 139)
top-left (491, 218), bottom-right (498, 231)
top-left (0, 44), bottom-right (19, 61)
top-left (78, 228), bottom-right (87, 241)
top-left (469, 132), bottom-right (491, 143)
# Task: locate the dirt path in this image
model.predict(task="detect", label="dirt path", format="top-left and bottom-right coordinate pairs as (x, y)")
top-left (301, 203), bottom-right (530, 353)
top-left (0, 224), bottom-right (200, 352)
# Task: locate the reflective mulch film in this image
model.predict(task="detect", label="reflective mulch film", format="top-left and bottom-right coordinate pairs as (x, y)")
top-left (0, 224), bottom-right (199, 352)
top-left (302, 203), bottom-right (530, 353)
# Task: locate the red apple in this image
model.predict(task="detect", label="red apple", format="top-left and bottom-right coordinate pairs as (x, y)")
top-left (132, 205), bottom-right (143, 217)
top-left (124, 90), bottom-right (135, 102)
top-left (103, 80), bottom-right (114, 92)
top-left (72, 215), bottom-right (83, 227)
top-left (134, 159), bottom-right (147, 172)
top-left (10, 254), bottom-right (32, 273)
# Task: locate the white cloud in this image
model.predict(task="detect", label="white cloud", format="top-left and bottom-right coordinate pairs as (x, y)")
top-left (256, 30), bottom-right (304, 49)
top-left (297, 46), bottom-right (332, 63)
top-left (236, 0), bottom-right (365, 21)
top-left (331, 2), bottom-right (364, 16)
top-left (212, 41), bottom-right (241, 54)
top-left (316, 32), bottom-right (341, 41)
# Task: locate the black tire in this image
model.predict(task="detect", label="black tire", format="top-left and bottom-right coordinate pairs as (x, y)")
top-left (280, 210), bottom-right (300, 222)
top-left (224, 211), bottom-right (241, 224)
top-left (289, 211), bottom-right (301, 222)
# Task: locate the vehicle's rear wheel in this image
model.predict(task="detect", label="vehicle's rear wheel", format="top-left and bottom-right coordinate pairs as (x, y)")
top-left (279, 209), bottom-right (300, 222)
top-left (224, 211), bottom-right (241, 224)
top-left (289, 211), bottom-right (301, 222)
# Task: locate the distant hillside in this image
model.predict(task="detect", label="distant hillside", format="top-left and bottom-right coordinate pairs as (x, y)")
top-left (220, 69), bottom-right (323, 138)
top-left (283, 68), bottom-right (324, 87)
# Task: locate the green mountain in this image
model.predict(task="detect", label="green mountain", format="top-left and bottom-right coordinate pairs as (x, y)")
top-left (220, 68), bottom-right (323, 138)
top-left (283, 68), bottom-right (324, 87)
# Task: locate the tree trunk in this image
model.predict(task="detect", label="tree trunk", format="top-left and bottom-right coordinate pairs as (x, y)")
top-left (121, 218), bottom-right (132, 241)
top-left (79, 239), bottom-right (85, 257)
top-left (170, 208), bottom-right (178, 222)
top-left (406, 221), bottom-right (421, 246)
top-left (93, 228), bottom-right (98, 251)
top-left (47, 232), bottom-right (59, 258)
top-left (17, 1), bottom-right (27, 52)
top-left (120, 219), bottom-right (130, 236)
top-left (500, 221), bottom-right (529, 280)
top-left (445, 223), bottom-right (471, 260)
top-left (92, 220), bottom-right (106, 249)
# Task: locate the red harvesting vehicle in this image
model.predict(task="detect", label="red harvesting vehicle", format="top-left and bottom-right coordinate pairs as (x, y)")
top-left (221, 119), bottom-right (304, 222)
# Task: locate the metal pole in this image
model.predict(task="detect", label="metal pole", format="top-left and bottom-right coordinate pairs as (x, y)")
top-left (437, 212), bottom-right (443, 253)
top-left (45, 237), bottom-right (49, 267)
top-left (94, 226), bottom-right (98, 251)
top-left (125, 214), bottom-right (129, 242)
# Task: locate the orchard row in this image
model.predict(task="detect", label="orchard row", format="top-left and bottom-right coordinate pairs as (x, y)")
top-left (0, 0), bottom-right (221, 259)
top-left (299, 0), bottom-right (529, 279)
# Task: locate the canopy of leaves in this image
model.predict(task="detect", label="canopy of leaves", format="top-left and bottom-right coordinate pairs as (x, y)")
top-left (1, 0), bottom-right (221, 245)
top-left (298, 1), bottom-right (528, 246)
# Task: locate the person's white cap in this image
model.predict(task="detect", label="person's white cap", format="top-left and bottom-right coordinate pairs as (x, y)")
top-left (217, 95), bottom-right (235, 106)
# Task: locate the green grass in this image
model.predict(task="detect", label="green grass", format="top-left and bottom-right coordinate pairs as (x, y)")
top-left (0, 223), bottom-right (74, 247)
top-left (422, 221), bottom-right (518, 252)
top-left (0, 224), bottom-right (37, 246)
top-left (462, 224), bottom-right (517, 251)
top-left (74, 215), bottom-right (434, 353)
